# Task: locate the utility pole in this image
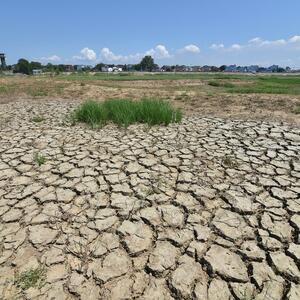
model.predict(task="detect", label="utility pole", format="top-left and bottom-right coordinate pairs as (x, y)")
top-left (0, 53), bottom-right (6, 70)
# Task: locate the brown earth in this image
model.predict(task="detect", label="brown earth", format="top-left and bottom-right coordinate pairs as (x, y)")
top-left (1, 76), bottom-right (299, 124)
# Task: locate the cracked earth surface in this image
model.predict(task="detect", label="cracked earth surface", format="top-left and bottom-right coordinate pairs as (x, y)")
top-left (0, 100), bottom-right (300, 299)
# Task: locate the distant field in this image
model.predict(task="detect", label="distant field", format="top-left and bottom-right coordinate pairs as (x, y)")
top-left (57, 72), bottom-right (300, 95)
top-left (1, 72), bottom-right (300, 123)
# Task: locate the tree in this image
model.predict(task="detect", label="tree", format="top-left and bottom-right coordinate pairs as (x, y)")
top-left (30, 61), bottom-right (42, 70)
top-left (15, 58), bottom-right (31, 75)
top-left (219, 65), bottom-right (226, 72)
top-left (139, 56), bottom-right (155, 72)
top-left (94, 63), bottom-right (105, 71)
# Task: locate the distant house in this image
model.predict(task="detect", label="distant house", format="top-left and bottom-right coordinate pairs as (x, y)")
top-left (225, 65), bottom-right (237, 72)
top-left (65, 65), bottom-right (74, 72)
top-left (32, 69), bottom-right (43, 75)
top-left (101, 65), bottom-right (122, 72)
top-left (201, 65), bottom-right (213, 72)
top-left (267, 65), bottom-right (279, 72)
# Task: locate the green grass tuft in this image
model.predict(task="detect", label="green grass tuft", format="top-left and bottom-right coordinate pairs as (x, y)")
top-left (73, 98), bottom-right (182, 128)
top-left (16, 267), bottom-right (46, 290)
top-left (34, 153), bottom-right (46, 166)
top-left (31, 116), bottom-right (45, 123)
top-left (208, 81), bottom-right (235, 88)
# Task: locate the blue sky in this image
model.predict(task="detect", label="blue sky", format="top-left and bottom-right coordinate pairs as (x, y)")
top-left (2, 0), bottom-right (300, 67)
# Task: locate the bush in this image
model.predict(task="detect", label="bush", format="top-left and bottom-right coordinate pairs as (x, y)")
top-left (208, 81), bottom-right (235, 88)
top-left (73, 98), bottom-right (182, 128)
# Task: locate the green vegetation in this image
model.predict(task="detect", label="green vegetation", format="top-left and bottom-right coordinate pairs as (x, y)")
top-left (56, 73), bottom-right (300, 95)
top-left (222, 155), bottom-right (238, 168)
top-left (34, 153), bottom-right (46, 166)
top-left (16, 267), bottom-right (46, 290)
top-left (31, 116), bottom-right (45, 123)
top-left (59, 72), bottom-right (245, 82)
top-left (73, 98), bottom-right (182, 128)
top-left (208, 81), bottom-right (235, 88)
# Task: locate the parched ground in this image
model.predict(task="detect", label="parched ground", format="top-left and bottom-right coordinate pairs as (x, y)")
top-left (0, 99), bottom-right (300, 299)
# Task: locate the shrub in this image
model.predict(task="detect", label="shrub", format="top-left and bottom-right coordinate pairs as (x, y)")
top-left (31, 116), bottom-right (45, 123)
top-left (208, 81), bottom-right (235, 88)
top-left (73, 98), bottom-right (182, 128)
top-left (16, 267), bottom-right (46, 290)
top-left (34, 153), bottom-right (46, 166)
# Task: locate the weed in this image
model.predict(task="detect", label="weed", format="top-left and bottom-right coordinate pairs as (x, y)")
top-left (208, 81), bottom-right (221, 87)
top-left (34, 153), bottom-right (46, 166)
top-left (31, 116), bottom-right (45, 123)
top-left (222, 155), bottom-right (238, 168)
top-left (29, 89), bottom-right (48, 97)
top-left (208, 81), bottom-right (235, 88)
top-left (73, 98), bottom-right (182, 128)
top-left (16, 267), bottom-right (46, 290)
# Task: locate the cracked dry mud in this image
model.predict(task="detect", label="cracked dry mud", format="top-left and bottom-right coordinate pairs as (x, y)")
top-left (0, 100), bottom-right (300, 300)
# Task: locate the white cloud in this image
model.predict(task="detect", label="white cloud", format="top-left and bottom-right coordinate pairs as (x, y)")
top-left (100, 48), bottom-right (123, 61)
top-left (146, 45), bottom-right (171, 59)
top-left (248, 37), bottom-right (263, 44)
top-left (210, 43), bottom-right (224, 50)
top-left (99, 44), bottom-right (172, 62)
top-left (73, 47), bottom-right (97, 61)
top-left (229, 44), bottom-right (242, 51)
top-left (40, 55), bottom-right (61, 62)
top-left (260, 39), bottom-right (286, 46)
top-left (289, 35), bottom-right (300, 43)
top-left (182, 44), bottom-right (200, 53)
top-left (80, 47), bottom-right (97, 61)
top-left (100, 48), bottom-right (142, 62)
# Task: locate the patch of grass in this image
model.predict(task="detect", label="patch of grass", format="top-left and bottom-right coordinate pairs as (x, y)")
top-left (208, 81), bottom-right (235, 88)
top-left (34, 153), bottom-right (46, 166)
top-left (28, 88), bottom-right (48, 97)
top-left (31, 116), bottom-right (45, 123)
top-left (222, 155), bottom-right (238, 168)
top-left (73, 98), bottom-right (182, 128)
top-left (16, 267), bottom-right (46, 290)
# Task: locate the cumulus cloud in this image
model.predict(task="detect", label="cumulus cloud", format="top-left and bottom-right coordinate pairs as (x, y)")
top-left (248, 37), bottom-right (263, 44)
top-left (210, 43), bottom-right (225, 50)
top-left (182, 44), bottom-right (200, 53)
top-left (146, 45), bottom-right (171, 59)
top-left (212, 35), bottom-right (299, 52)
top-left (100, 44), bottom-right (171, 62)
top-left (73, 47), bottom-right (97, 61)
top-left (100, 48), bottom-right (142, 62)
top-left (229, 44), bottom-right (242, 51)
top-left (40, 55), bottom-right (61, 62)
top-left (100, 48), bottom-right (123, 61)
top-left (289, 35), bottom-right (300, 43)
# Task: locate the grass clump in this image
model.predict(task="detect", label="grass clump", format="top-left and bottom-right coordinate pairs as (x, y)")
top-left (222, 155), bottom-right (238, 168)
top-left (34, 153), bottom-right (46, 166)
top-left (16, 267), bottom-right (46, 290)
top-left (73, 98), bottom-right (182, 128)
top-left (31, 116), bottom-right (45, 123)
top-left (208, 81), bottom-right (235, 88)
